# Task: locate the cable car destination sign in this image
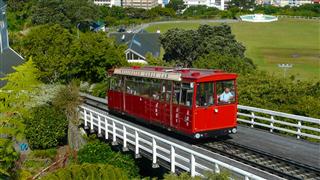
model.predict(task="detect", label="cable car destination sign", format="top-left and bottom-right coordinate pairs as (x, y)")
top-left (114, 68), bottom-right (181, 81)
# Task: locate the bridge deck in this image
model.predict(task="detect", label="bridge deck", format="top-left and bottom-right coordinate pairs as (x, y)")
top-left (229, 126), bottom-right (320, 168)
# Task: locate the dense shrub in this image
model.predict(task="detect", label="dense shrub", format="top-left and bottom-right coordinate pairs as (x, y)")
top-left (91, 81), bottom-right (109, 98)
top-left (30, 149), bottom-right (57, 160)
top-left (25, 106), bottom-right (68, 149)
top-left (193, 53), bottom-right (255, 74)
top-left (238, 72), bottom-right (320, 118)
top-left (42, 163), bottom-right (128, 180)
top-left (77, 142), bottom-right (139, 178)
top-left (163, 171), bottom-right (229, 180)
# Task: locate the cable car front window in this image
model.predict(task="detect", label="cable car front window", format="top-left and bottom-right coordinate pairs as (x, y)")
top-left (217, 80), bottom-right (235, 104)
top-left (196, 82), bottom-right (214, 107)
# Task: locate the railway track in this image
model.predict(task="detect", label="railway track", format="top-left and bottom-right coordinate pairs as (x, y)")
top-left (199, 141), bottom-right (320, 180)
top-left (81, 93), bottom-right (320, 180)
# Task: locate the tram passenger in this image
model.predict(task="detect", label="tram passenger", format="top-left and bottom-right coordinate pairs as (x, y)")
top-left (153, 91), bottom-right (161, 100)
top-left (218, 87), bottom-right (234, 103)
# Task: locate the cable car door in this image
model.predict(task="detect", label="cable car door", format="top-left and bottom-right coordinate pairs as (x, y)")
top-left (194, 82), bottom-right (215, 131)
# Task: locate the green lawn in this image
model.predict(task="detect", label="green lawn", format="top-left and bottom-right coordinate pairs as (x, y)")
top-left (145, 19), bottom-right (320, 81)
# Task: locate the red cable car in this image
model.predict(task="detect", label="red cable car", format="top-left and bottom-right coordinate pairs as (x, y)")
top-left (108, 66), bottom-right (238, 139)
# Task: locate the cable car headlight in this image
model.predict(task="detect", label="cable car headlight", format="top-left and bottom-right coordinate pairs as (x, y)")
top-left (195, 133), bottom-right (200, 139)
top-left (232, 128), bottom-right (237, 134)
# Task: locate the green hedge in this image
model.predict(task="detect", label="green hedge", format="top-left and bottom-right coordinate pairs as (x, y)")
top-left (77, 142), bottom-right (139, 178)
top-left (25, 106), bottom-right (68, 149)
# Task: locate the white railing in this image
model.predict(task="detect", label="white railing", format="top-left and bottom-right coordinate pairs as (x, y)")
top-left (237, 105), bottom-right (320, 140)
top-left (79, 105), bottom-right (266, 180)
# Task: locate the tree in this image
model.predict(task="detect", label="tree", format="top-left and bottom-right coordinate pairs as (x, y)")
top-left (166, 0), bottom-right (186, 14)
top-left (229, 0), bottom-right (256, 10)
top-left (161, 28), bottom-right (200, 66)
top-left (161, 24), bottom-right (246, 67)
top-left (52, 81), bottom-right (86, 150)
top-left (0, 59), bottom-right (41, 175)
top-left (42, 163), bottom-right (128, 180)
top-left (67, 32), bottom-right (127, 82)
top-left (197, 24), bottom-right (246, 58)
top-left (183, 6), bottom-right (220, 17)
top-left (146, 52), bottom-right (167, 66)
top-left (193, 53), bottom-right (255, 74)
top-left (21, 25), bottom-right (126, 83)
top-left (31, 0), bottom-right (99, 28)
top-left (21, 24), bottom-right (73, 83)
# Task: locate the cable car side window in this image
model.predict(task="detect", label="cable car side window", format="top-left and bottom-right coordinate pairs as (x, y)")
top-left (173, 82), bottom-right (180, 104)
top-left (216, 80), bottom-right (235, 104)
top-left (196, 82), bottom-right (214, 107)
top-left (126, 76), bottom-right (138, 95)
top-left (150, 79), bottom-right (162, 100)
top-left (180, 83), bottom-right (193, 107)
top-left (110, 75), bottom-right (122, 91)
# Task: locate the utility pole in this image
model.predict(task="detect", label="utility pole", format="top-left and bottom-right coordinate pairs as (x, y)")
top-left (278, 64), bottom-right (293, 78)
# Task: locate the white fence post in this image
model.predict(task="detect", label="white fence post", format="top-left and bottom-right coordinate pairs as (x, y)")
top-left (112, 121), bottom-right (118, 145)
top-left (98, 115), bottom-right (102, 137)
top-left (171, 145), bottom-right (175, 173)
top-left (84, 109), bottom-right (88, 129)
top-left (215, 163), bottom-right (220, 173)
top-left (251, 112), bottom-right (255, 128)
top-left (152, 138), bottom-right (159, 168)
top-left (270, 116), bottom-right (274, 133)
top-left (90, 111), bottom-right (94, 133)
top-left (135, 131), bottom-right (140, 158)
top-left (297, 121), bottom-right (301, 139)
top-left (105, 118), bottom-right (109, 140)
top-left (122, 126), bottom-right (128, 151)
top-left (190, 154), bottom-right (195, 177)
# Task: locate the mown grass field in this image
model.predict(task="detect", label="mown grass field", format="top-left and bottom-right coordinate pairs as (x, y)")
top-left (145, 19), bottom-right (320, 81)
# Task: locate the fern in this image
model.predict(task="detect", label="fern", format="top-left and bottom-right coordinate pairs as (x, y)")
top-left (42, 163), bottom-right (129, 180)
top-left (0, 59), bottom-right (41, 175)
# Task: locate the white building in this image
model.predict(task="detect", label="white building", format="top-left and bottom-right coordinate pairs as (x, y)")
top-left (93, 0), bottom-right (225, 10)
top-left (265, 0), bottom-right (312, 6)
top-left (93, 0), bottom-right (159, 8)
top-left (184, 0), bottom-right (225, 10)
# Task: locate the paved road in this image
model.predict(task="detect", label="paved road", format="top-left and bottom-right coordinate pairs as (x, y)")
top-left (130, 19), bottom-right (239, 33)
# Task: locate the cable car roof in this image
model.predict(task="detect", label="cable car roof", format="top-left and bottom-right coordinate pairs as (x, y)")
top-left (113, 66), bottom-right (237, 81)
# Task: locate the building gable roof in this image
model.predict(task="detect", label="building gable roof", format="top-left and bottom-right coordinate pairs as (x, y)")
top-left (109, 32), bottom-right (161, 58)
top-left (0, 0), bottom-right (24, 87)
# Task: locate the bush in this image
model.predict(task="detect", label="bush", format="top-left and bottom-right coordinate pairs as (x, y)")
top-left (193, 53), bottom-right (256, 74)
top-left (42, 163), bottom-right (128, 180)
top-left (25, 106), bottom-right (68, 149)
top-left (30, 149), bottom-right (57, 160)
top-left (92, 81), bottom-right (109, 98)
top-left (77, 142), bottom-right (139, 178)
top-left (163, 171), bottom-right (229, 180)
top-left (238, 72), bottom-right (320, 118)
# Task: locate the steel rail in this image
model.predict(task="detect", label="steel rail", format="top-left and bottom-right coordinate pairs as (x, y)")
top-left (199, 141), bottom-right (320, 180)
